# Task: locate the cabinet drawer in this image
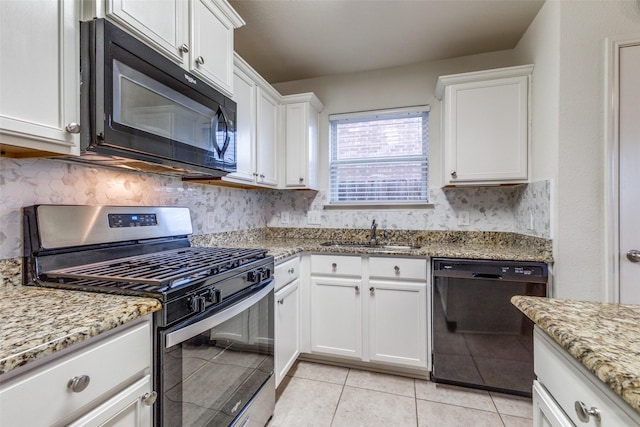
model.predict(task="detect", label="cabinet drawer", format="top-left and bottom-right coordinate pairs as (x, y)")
top-left (369, 257), bottom-right (427, 280)
top-left (534, 328), bottom-right (640, 426)
top-left (311, 254), bottom-right (361, 277)
top-left (275, 256), bottom-right (301, 291)
top-left (0, 320), bottom-right (151, 427)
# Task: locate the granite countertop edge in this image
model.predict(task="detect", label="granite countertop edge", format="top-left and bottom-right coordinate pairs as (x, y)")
top-left (512, 295), bottom-right (640, 414)
top-left (0, 286), bottom-right (162, 378)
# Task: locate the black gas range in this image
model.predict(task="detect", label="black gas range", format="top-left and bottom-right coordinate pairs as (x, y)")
top-left (23, 205), bottom-right (275, 426)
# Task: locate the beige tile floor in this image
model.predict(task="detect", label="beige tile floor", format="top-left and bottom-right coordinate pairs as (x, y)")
top-left (269, 361), bottom-right (533, 427)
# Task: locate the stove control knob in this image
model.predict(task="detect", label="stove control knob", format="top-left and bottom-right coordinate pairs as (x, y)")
top-left (207, 288), bottom-right (220, 304)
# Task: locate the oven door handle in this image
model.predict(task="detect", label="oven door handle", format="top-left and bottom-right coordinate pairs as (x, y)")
top-left (165, 280), bottom-right (274, 348)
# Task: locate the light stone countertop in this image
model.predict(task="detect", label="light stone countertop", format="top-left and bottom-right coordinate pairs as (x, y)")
top-left (512, 296), bottom-right (640, 414)
top-left (0, 285), bottom-right (161, 376)
top-left (0, 228), bottom-right (550, 378)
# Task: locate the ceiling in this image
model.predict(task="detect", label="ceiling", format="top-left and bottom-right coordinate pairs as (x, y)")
top-left (229, 0), bottom-right (545, 84)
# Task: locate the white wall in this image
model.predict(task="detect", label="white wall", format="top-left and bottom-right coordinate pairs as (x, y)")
top-left (514, 0), bottom-right (640, 301)
top-left (274, 50), bottom-right (517, 190)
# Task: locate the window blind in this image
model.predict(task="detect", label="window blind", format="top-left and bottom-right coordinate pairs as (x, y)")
top-left (329, 107), bottom-right (429, 204)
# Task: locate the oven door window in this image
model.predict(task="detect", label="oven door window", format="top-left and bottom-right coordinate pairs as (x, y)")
top-left (161, 287), bottom-right (274, 427)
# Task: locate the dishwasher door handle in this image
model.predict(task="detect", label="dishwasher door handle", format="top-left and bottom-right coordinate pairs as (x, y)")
top-left (472, 272), bottom-right (503, 280)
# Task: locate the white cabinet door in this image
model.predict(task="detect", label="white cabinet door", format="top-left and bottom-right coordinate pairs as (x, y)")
top-left (0, 0), bottom-right (80, 156)
top-left (437, 65), bottom-right (532, 186)
top-left (106, 0), bottom-right (188, 65)
top-left (255, 87), bottom-right (279, 187)
top-left (282, 94), bottom-right (323, 190)
top-left (67, 376), bottom-right (153, 427)
top-left (368, 280), bottom-right (427, 367)
top-left (190, 0), bottom-right (235, 96)
top-left (275, 279), bottom-right (300, 387)
top-left (226, 65), bottom-right (257, 184)
top-left (310, 276), bottom-right (362, 359)
top-left (533, 380), bottom-right (573, 427)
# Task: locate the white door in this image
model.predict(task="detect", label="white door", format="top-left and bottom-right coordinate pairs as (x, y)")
top-left (619, 43), bottom-right (640, 303)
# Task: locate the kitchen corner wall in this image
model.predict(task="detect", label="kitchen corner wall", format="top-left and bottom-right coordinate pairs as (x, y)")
top-left (0, 157), bottom-right (549, 261)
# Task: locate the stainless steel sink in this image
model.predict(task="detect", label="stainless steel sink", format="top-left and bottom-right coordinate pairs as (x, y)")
top-left (319, 241), bottom-right (421, 250)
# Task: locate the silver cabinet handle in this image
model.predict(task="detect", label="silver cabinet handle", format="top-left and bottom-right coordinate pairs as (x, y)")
top-left (574, 401), bottom-right (601, 423)
top-left (288, 268), bottom-right (295, 274)
top-left (355, 285), bottom-right (360, 292)
top-left (627, 249), bottom-right (640, 262)
top-left (260, 174), bottom-right (265, 179)
top-left (394, 265), bottom-right (400, 273)
top-left (369, 286), bottom-right (375, 294)
top-left (277, 298), bottom-right (284, 304)
top-left (332, 263), bottom-right (337, 269)
top-left (299, 177), bottom-right (304, 183)
top-left (450, 171), bottom-right (457, 178)
top-left (65, 123), bottom-right (81, 134)
top-left (141, 391), bottom-right (158, 406)
top-left (68, 375), bottom-right (90, 393)
top-left (196, 56), bottom-right (205, 65)
top-left (179, 44), bottom-right (189, 53)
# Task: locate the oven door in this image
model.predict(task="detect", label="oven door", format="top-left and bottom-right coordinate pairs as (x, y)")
top-left (158, 281), bottom-right (274, 427)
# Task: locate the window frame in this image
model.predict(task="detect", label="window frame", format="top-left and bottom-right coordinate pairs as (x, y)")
top-left (328, 105), bottom-right (430, 207)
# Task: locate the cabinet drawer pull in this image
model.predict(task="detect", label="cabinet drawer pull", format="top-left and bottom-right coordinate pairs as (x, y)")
top-left (288, 268), bottom-right (295, 274)
top-left (68, 375), bottom-right (90, 393)
top-left (65, 122), bottom-right (81, 134)
top-left (196, 56), bottom-right (205, 65)
top-left (354, 285), bottom-right (360, 292)
top-left (450, 171), bottom-right (457, 178)
top-left (369, 286), bottom-right (375, 294)
top-left (332, 263), bottom-right (337, 269)
top-left (394, 265), bottom-right (400, 273)
top-left (179, 44), bottom-right (189, 54)
top-left (141, 391), bottom-right (158, 406)
top-left (277, 298), bottom-right (284, 304)
top-left (574, 401), bottom-right (601, 422)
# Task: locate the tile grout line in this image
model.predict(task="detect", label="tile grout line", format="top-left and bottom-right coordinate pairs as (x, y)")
top-left (329, 367), bottom-right (350, 427)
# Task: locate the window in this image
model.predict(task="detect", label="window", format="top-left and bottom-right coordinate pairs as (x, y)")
top-left (329, 106), bottom-right (429, 205)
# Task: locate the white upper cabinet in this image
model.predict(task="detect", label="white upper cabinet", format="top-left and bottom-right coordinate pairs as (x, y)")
top-left (222, 54), bottom-right (280, 188)
top-left (96, 0), bottom-right (245, 96)
top-left (0, 0), bottom-right (80, 157)
top-left (281, 93), bottom-right (324, 190)
top-left (436, 65), bottom-right (533, 187)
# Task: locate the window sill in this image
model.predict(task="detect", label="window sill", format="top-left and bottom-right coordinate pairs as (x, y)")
top-left (324, 203), bottom-right (434, 210)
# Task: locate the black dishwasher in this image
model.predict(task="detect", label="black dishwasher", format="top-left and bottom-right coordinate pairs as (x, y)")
top-left (431, 258), bottom-right (548, 397)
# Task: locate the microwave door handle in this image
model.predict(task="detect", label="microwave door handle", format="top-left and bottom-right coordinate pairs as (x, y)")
top-left (217, 107), bottom-right (231, 157)
top-left (165, 280), bottom-right (274, 348)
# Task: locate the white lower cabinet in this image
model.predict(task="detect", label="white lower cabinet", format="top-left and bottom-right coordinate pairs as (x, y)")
top-left (0, 317), bottom-right (154, 427)
top-left (532, 380), bottom-right (574, 427)
top-left (310, 276), bottom-right (363, 359)
top-left (534, 327), bottom-right (640, 427)
top-left (275, 279), bottom-right (300, 387)
top-left (368, 279), bottom-right (427, 367)
top-left (274, 256), bottom-right (301, 387)
top-left (308, 254), bottom-right (428, 369)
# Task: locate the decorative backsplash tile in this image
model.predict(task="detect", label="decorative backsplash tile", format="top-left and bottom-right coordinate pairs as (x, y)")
top-left (0, 157), bottom-right (550, 262)
top-left (0, 158), bottom-right (268, 260)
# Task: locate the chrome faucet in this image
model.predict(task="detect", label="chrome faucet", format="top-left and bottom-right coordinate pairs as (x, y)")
top-left (370, 219), bottom-right (378, 245)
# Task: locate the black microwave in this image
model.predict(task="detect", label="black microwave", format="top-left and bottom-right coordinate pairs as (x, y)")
top-left (78, 19), bottom-right (236, 177)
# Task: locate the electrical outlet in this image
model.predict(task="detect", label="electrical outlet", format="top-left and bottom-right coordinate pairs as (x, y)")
top-left (206, 211), bottom-right (216, 231)
top-left (457, 211), bottom-right (470, 226)
top-left (307, 211), bottom-right (322, 225)
top-left (528, 211), bottom-right (535, 230)
top-left (280, 211), bottom-right (290, 225)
